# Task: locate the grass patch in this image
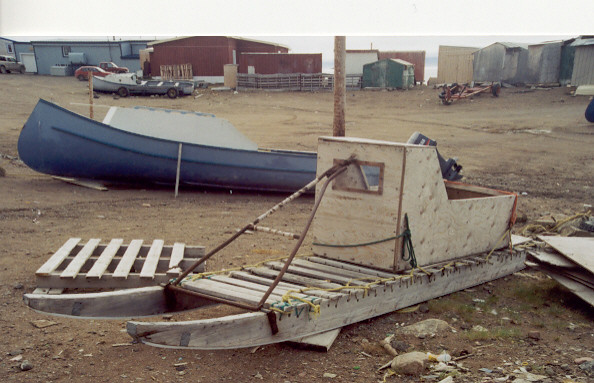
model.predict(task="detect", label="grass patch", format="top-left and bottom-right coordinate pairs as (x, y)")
top-left (429, 295), bottom-right (478, 323)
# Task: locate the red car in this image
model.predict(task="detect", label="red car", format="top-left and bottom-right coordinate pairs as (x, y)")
top-left (74, 66), bottom-right (111, 81)
top-left (99, 61), bottom-right (129, 73)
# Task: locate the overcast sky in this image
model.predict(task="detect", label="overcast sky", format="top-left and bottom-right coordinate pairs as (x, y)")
top-left (1, 0), bottom-right (591, 76)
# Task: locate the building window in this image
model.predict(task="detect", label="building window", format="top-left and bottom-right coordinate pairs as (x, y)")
top-left (7, 44), bottom-right (13, 53)
top-left (62, 46), bottom-right (71, 57)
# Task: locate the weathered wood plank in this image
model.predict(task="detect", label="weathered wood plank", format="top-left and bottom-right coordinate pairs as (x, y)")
top-left (229, 271), bottom-right (344, 299)
top-left (291, 258), bottom-right (386, 280)
top-left (34, 273), bottom-right (179, 289)
top-left (208, 275), bottom-right (321, 302)
top-left (306, 256), bottom-right (396, 278)
top-left (181, 278), bottom-right (284, 307)
top-left (246, 266), bottom-right (346, 291)
top-left (265, 261), bottom-right (370, 286)
top-left (140, 240), bottom-right (165, 279)
top-left (169, 243), bottom-right (185, 269)
top-left (60, 239), bottom-right (101, 278)
top-left (113, 240), bottom-right (143, 279)
top-left (86, 238), bottom-right (124, 278)
top-left (286, 328), bottom-right (341, 352)
top-left (36, 238), bottom-right (81, 276)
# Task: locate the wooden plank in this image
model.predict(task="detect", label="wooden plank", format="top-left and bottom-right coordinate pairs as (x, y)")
top-left (528, 249), bottom-right (579, 269)
top-left (113, 240), bottom-right (143, 279)
top-left (36, 272), bottom-right (178, 289)
top-left (538, 236), bottom-right (594, 275)
top-left (265, 261), bottom-right (370, 286)
top-left (208, 275), bottom-right (321, 303)
top-left (286, 328), bottom-right (341, 352)
top-left (127, 251), bottom-right (526, 349)
top-left (36, 238), bottom-right (81, 276)
top-left (229, 271), bottom-right (344, 299)
top-left (140, 240), bottom-right (165, 279)
top-left (169, 242), bottom-right (185, 270)
top-left (52, 176), bottom-right (107, 191)
top-left (86, 238), bottom-right (124, 278)
top-left (291, 258), bottom-right (386, 280)
top-left (307, 256), bottom-right (396, 278)
top-left (181, 278), bottom-right (285, 307)
top-left (60, 239), bottom-right (101, 278)
top-left (246, 266), bottom-right (346, 291)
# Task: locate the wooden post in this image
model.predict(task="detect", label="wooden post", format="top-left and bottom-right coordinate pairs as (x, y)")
top-left (175, 143), bottom-right (182, 198)
top-left (333, 36), bottom-right (346, 137)
top-left (88, 72), bottom-right (94, 119)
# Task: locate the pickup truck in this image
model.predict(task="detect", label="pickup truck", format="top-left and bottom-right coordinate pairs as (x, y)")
top-left (98, 62), bottom-right (129, 73)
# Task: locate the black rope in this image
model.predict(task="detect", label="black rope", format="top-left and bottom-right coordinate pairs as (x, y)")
top-left (399, 214), bottom-right (417, 269)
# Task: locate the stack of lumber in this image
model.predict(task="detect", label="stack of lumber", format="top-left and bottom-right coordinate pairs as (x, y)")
top-left (527, 236), bottom-right (594, 307)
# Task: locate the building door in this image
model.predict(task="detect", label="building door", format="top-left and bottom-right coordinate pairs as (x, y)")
top-left (20, 53), bottom-right (37, 73)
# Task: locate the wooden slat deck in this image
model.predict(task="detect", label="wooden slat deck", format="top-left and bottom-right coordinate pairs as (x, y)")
top-left (34, 238), bottom-right (205, 289)
top-left (175, 255), bottom-right (412, 313)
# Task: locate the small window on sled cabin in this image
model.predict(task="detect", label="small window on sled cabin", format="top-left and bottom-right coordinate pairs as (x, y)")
top-left (332, 160), bottom-right (384, 195)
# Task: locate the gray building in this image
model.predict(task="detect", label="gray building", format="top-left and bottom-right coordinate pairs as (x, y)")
top-left (30, 39), bottom-right (151, 75)
top-left (526, 41), bottom-right (562, 85)
top-left (473, 42), bottom-right (529, 85)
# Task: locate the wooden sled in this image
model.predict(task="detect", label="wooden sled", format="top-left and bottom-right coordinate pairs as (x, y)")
top-left (25, 136), bottom-right (522, 350)
top-left (24, 238), bottom-right (209, 318)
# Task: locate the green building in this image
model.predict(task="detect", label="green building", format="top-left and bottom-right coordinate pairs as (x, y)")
top-left (362, 58), bottom-right (415, 89)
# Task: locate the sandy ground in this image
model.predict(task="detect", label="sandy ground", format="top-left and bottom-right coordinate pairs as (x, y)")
top-left (0, 74), bottom-right (593, 382)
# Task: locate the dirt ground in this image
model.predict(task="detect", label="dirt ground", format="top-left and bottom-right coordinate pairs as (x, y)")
top-left (1, 74), bottom-right (593, 382)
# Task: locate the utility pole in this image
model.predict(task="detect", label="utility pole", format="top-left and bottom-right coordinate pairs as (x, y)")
top-left (333, 36), bottom-right (346, 137)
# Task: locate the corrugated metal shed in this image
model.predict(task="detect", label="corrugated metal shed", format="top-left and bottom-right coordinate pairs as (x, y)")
top-left (571, 42), bottom-right (594, 86)
top-left (362, 59), bottom-right (414, 89)
top-left (239, 53), bottom-right (321, 74)
top-left (560, 37), bottom-right (594, 85)
top-left (473, 42), bottom-right (529, 84)
top-left (526, 41), bottom-right (562, 84)
top-left (437, 46), bottom-right (478, 84)
top-left (148, 36), bottom-right (289, 80)
top-left (346, 50), bottom-right (379, 75)
top-left (378, 51), bottom-right (425, 84)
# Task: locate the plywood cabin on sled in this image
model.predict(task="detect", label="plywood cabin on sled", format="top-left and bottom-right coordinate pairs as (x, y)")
top-left (312, 137), bottom-right (516, 272)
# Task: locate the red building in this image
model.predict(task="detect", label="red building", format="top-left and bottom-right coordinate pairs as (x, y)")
top-left (147, 36), bottom-right (289, 80)
top-left (239, 53), bottom-right (322, 74)
top-left (379, 51), bottom-right (426, 84)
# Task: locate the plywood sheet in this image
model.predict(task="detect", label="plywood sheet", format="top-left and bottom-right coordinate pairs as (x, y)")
top-left (538, 236), bottom-right (594, 274)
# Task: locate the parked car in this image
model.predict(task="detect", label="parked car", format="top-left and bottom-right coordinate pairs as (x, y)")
top-left (74, 66), bottom-right (111, 81)
top-left (0, 55), bottom-right (25, 74)
top-left (99, 62), bottom-right (129, 73)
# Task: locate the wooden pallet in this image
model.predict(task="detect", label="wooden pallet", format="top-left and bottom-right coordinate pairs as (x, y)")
top-left (34, 238), bottom-right (205, 290)
top-left (127, 249), bottom-right (526, 349)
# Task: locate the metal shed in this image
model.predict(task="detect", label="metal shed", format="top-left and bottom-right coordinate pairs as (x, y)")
top-left (378, 51), bottom-right (425, 84)
top-left (362, 58), bottom-right (415, 89)
top-left (473, 42), bottom-right (529, 85)
top-left (148, 36), bottom-right (289, 82)
top-left (571, 39), bottom-right (594, 86)
top-left (560, 37), bottom-right (594, 85)
top-left (239, 53), bottom-right (321, 74)
top-left (526, 41), bottom-right (562, 85)
top-left (437, 45), bottom-right (478, 84)
top-left (346, 50), bottom-right (379, 75)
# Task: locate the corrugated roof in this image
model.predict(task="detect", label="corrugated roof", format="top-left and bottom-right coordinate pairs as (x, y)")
top-left (346, 49), bottom-right (379, 54)
top-left (498, 42), bottom-right (529, 49)
top-left (148, 36), bottom-right (289, 49)
top-left (389, 58), bottom-right (413, 66)
top-left (571, 38), bottom-right (594, 47)
top-left (31, 39), bottom-right (152, 44)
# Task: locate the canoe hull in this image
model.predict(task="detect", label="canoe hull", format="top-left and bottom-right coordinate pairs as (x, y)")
top-left (18, 99), bottom-right (317, 192)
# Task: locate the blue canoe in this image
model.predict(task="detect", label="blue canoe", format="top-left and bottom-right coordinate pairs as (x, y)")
top-left (17, 99), bottom-right (317, 192)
